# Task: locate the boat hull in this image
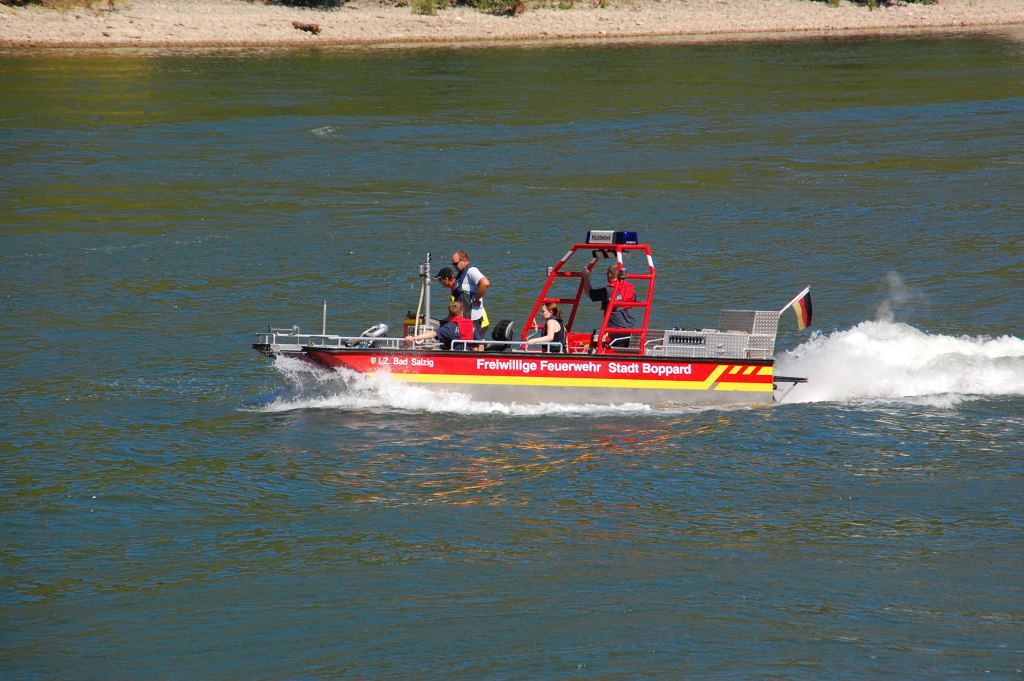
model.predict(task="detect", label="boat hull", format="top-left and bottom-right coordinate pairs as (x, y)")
top-left (300, 348), bottom-right (776, 406)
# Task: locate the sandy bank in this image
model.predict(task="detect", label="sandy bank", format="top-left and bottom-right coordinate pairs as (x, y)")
top-left (1, 0), bottom-right (1023, 49)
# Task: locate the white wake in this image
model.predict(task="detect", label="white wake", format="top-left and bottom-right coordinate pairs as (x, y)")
top-left (775, 320), bottom-right (1024, 406)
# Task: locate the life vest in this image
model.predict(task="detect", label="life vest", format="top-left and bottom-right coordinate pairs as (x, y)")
top-left (454, 263), bottom-right (488, 327)
top-left (453, 263), bottom-right (476, 299)
top-left (612, 280), bottom-right (636, 303)
top-left (448, 283), bottom-right (489, 329)
top-left (547, 317), bottom-right (567, 353)
top-left (450, 315), bottom-right (476, 346)
top-left (606, 280), bottom-right (637, 331)
top-left (454, 263), bottom-right (475, 311)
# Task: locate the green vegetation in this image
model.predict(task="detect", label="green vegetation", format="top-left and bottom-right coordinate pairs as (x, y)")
top-left (264, 0), bottom-right (345, 7)
top-left (471, 0), bottom-right (526, 14)
top-left (821, 0), bottom-right (935, 6)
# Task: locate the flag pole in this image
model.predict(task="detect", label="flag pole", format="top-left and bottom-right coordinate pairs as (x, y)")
top-left (779, 285), bottom-right (811, 314)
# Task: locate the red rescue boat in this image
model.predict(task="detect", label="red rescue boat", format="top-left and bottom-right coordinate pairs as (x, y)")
top-left (254, 232), bottom-right (809, 406)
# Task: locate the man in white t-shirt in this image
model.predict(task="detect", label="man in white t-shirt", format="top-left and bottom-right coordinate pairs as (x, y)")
top-left (451, 250), bottom-right (490, 339)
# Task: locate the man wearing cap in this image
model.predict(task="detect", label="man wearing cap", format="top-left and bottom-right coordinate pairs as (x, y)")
top-left (435, 266), bottom-right (457, 298)
top-left (432, 266), bottom-right (483, 350)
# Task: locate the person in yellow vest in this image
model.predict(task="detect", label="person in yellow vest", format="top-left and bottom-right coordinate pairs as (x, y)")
top-left (437, 265), bottom-right (489, 329)
top-left (450, 250), bottom-right (490, 337)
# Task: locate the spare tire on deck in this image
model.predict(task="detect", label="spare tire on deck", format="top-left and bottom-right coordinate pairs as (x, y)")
top-left (490, 319), bottom-right (515, 351)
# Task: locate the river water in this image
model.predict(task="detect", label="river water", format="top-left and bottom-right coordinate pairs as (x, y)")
top-left (2, 32), bottom-right (1023, 680)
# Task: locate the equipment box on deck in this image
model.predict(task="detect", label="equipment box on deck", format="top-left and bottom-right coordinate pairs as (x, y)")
top-left (647, 310), bottom-right (781, 360)
top-left (656, 330), bottom-right (749, 358)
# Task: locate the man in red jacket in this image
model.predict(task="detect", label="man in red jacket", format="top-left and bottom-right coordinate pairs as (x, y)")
top-left (582, 263), bottom-right (638, 346)
top-left (404, 301), bottom-right (477, 350)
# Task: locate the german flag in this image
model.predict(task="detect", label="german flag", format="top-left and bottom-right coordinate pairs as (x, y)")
top-left (792, 288), bottom-right (812, 330)
top-left (781, 286), bottom-right (813, 331)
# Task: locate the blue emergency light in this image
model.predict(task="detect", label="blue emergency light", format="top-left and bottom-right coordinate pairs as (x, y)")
top-left (586, 230), bottom-right (638, 245)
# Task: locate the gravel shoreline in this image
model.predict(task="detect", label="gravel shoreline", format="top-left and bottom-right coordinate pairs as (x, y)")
top-left (2, 0), bottom-right (1023, 49)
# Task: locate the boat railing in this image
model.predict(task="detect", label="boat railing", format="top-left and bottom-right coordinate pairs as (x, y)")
top-left (259, 330), bottom-right (567, 354)
top-left (256, 329), bottom-right (405, 351)
top-left (306, 335), bottom-right (406, 350)
top-left (450, 339), bottom-right (564, 352)
top-left (259, 326), bottom-right (776, 359)
top-left (256, 328), bottom-right (311, 351)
